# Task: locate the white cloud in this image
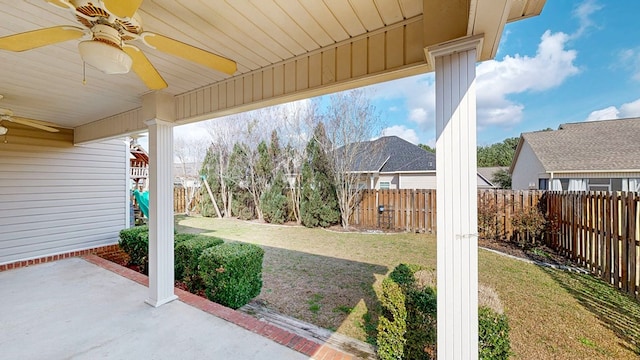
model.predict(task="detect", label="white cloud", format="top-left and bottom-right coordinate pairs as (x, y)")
top-left (618, 48), bottom-right (640, 81)
top-left (621, 98), bottom-right (640, 116)
top-left (408, 108), bottom-right (428, 124)
top-left (585, 97), bottom-right (640, 121)
top-left (585, 106), bottom-right (619, 121)
top-left (365, 30), bottom-right (579, 133)
top-left (365, 74), bottom-right (436, 128)
top-left (476, 30), bottom-right (579, 127)
top-left (572, 0), bottom-right (603, 38)
top-left (381, 125), bottom-right (420, 144)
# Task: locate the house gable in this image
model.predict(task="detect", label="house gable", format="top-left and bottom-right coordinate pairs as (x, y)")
top-left (511, 139), bottom-right (547, 190)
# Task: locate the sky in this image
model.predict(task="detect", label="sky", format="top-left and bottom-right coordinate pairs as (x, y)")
top-left (169, 0), bottom-right (640, 148)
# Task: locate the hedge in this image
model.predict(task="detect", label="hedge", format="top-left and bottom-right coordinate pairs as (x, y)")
top-left (119, 227), bottom-right (195, 275)
top-left (198, 242), bottom-right (264, 309)
top-left (479, 306), bottom-right (512, 359)
top-left (175, 235), bottom-right (224, 291)
top-left (376, 277), bottom-right (407, 360)
top-left (119, 225), bottom-right (149, 272)
top-left (377, 264), bottom-right (511, 360)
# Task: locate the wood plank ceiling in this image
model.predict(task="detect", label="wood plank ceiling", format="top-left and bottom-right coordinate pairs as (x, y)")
top-left (0, 0), bottom-right (545, 138)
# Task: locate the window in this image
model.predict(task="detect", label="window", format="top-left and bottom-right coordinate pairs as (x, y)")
top-left (538, 178), bottom-right (549, 190)
top-left (588, 178), bottom-right (610, 192)
top-left (379, 181), bottom-right (390, 190)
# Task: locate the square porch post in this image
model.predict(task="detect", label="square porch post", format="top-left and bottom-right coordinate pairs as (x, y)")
top-left (428, 35), bottom-right (482, 359)
top-left (144, 92), bottom-right (177, 307)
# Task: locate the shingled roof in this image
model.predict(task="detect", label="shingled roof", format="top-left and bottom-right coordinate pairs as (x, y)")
top-left (343, 136), bottom-right (436, 173)
top-left (514, 118), bottom-right (640, 172)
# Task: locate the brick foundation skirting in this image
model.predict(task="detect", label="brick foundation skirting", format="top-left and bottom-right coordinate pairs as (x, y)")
top-left (0, 244), bottom-right (121, 272)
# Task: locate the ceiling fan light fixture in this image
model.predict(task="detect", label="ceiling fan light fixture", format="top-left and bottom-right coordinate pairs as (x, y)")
top-left (78, 40), bottom-right (132, 74)
top-left (0, 125), bottom-right (7, 136)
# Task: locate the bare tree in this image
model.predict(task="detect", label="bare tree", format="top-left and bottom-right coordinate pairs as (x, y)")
top-left (203, 116), bottom-right (247, 217)
top-left (277, 100), bottom-right (318, 224)
top-left (321, 89), bottom-right (381, 228)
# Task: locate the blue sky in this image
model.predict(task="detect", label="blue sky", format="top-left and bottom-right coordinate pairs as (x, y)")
top-left (363, 0), bottom-right (640, 146)
top-left (173, 0), bottom-right (639, 148)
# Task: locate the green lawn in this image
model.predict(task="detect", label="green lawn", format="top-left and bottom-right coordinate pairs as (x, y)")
top-left (176, 216), bottom-right (640, 359)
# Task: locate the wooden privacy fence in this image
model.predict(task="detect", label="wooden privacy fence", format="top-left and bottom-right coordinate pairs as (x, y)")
top-left (351, 189), bottom-right (543, 236)
top-left (546, 191), bottom-right (640, 299)
top-left (477, 189), bottom-right (545, 242)
top-left (351, 189), bottom-right (437, 233)
top-left (174, 186), bottom-right (201, 214)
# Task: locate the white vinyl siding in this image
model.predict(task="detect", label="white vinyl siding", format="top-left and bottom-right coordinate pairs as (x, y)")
top-left (511, 140), bottom-right (547, 190)
top-left (399, 173), bottom-right (436, 189)
top-left (0, 140), bottom-right (127, 264)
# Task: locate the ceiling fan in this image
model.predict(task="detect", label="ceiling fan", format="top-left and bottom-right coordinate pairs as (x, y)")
top-left (0, 0), bottom-right (237, 90)
top-left (0, 95), bottom-right (61, 134)
top-left (0, 111), bottom-right (61, 134)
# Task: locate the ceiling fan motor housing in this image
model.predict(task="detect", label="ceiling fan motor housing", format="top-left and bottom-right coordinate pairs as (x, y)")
top-left (78, 24), bottom-right (132, 74)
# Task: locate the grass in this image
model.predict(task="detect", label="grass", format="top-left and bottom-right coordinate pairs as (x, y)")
top-left (176, 215), bottom-right (640, 359)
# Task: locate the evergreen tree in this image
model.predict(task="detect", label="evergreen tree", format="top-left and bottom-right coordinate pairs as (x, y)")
top-left (261, 170), bottom-right (289, 224)
top-left (228, 143), bottom-right (254, 219)
top-left (300, 123), bottom-right (340, 228)
top-left (492, 169), bottom-right (512, 189)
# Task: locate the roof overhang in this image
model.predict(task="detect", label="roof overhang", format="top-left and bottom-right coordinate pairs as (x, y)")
top-left (0, 0), bottom-right (546, 145)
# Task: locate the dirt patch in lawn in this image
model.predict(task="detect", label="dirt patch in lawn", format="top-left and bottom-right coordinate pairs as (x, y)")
top-left (478, 238), bottom-right (578, 268)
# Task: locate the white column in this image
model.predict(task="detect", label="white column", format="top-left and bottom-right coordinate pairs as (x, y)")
top-left (145, 119), bottom-right (177, 307)
top-left (124, 138), bottom-right (131, 229)
top-left (428, 35), bottom-right (482, 359)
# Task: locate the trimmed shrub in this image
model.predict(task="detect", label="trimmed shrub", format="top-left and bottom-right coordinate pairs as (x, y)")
top-left (119, 225), bottom-right (149, 271)
top-left (174, 233), bottom-right (199, 245)
top-left (479, 306), bottom-right (512, 360)
top-left (379, 264), bottom-right (510, 360)
top-left (175, 235), bottom-right (224, 291)
top-left (198, 242), bottom-right (264, 309)
top-left (404, 287), bottom-right (437, 359)
top-left (120, 227), bottom-right (199, 275)
top-left (376, 277), bottom-right (407, 360)
top-left (389, 263), bottom-right (424, 289)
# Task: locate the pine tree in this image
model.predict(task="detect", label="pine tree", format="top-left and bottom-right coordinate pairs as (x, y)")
top-left (300, 123), bottom-right (340, 228)
top-left (228, 143), bottom-right (254, 219)
top-left (261, 170), bottom-right (288, 224)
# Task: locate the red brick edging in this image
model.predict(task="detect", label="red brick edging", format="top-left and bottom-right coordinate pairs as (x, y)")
top-left (82, 254), bottom-right (354, 360)
top-left (0, 245), bottom-right (122, 272)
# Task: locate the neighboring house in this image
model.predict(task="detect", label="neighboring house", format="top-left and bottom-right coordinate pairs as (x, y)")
top-left (344, 136), bottom-right (491, 190)
top-left (510, 118), bottom-right (640, 192)
top-left (477, 167), bottom-right (507, 189)
top-left (344, 136), bottom-right (436, 190)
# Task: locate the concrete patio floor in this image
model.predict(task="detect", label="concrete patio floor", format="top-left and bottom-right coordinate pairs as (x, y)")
top-left (0, 257), bottom-right (317, 359)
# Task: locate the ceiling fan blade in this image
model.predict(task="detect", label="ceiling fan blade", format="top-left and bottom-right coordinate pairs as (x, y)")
top-left (141, 33), bottom-right (237, 75)
top-left (44, 0), bottom-right (74, 10)
top-left (103, 0), bottom-right (144, 19)
top-left (14, 118), bottom-right (62, 127)
top-left (123, 45), bottom-right (168, 90)
top-left (10, 117), bottom-right (60, 132)
top-left (0, 26), bottom-right (85, 52)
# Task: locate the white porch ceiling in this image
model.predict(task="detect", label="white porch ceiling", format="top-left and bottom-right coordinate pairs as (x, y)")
top-left (0, 0), bottom-right (545, 141)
